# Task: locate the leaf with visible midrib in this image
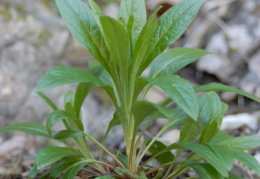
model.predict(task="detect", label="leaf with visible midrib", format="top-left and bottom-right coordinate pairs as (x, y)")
top-left (140, 0), bottom-right (203, 74)
top-left (149, 48), bottom-right (211, 77)
top-left (37, 66), bottom-right (105, 91)
top-left (0, 122), bottom-right (51, 138)
top-left (144, 75), bottom-right (199, 120)
top-left (119, 0), bottom-right (146, 46)
top-left (55, 0), bottom-right (109, 70)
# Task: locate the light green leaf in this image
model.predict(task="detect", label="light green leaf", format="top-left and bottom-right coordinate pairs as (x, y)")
top-left (210, 131), bottom-right (232, 145)
top-left (131, 7), bottom-right (160, 76)
top-left (99, 16), bottom-right (130, 78)
top-left (118, 0), bottom-right (146, 46)
top-left (74, 65), bottom-right (103, 118)
top-left (217, 136), bottom-right (260, 151)
top-left (35, 91), bottom-right (58, 110)
top-left (0, 122), bottom-right (51, 138)
top-left (180, 116), bottom-right (201, 142)
top-left (179, 142), bottom-right (229, 177)
top-left (96, 176), bottom-right (115, 179)
top-left (46, 110), bottom-right (73, 132)
top-left (194, 83), bottom-right (260, 103)
top-left (36, 146), bottom-right (79, 170)
top-left (149, 48), bottom-right (211, 77)
top-left (144, 75), bottom-right (198, 120)
top-left (140, 0), bottom-right (203, 73)
top-left (229, 149), bottom-right (260, 174)
top-left (54, 130), bottom-right (86, 140)
top-left (226, 174), bottom-right (244, 179)
top-left (55, 0), bottom-right (109, 70)
top-left (209, 145), bottom-right (234, 171)
top-left (29, 164), bottom-right (38, 179)
top-left (37, 66), bottom-right (105, 91)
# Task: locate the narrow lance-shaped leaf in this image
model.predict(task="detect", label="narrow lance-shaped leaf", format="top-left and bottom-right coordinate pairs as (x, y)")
top-left (0, 122), bottom-right (51, 138)
top-left (99, 16), bottom-right (130, 80)
top-left (149, 48), bottom-right (211, 77)
top-left (139, 0), bottom-right (204, 74)
top-left (131, 6), bottom-right (161, 77)
top-left (179, 142), bottom-right (229, 177)
top-left (36, 146), bottom-right (79, 170)
top-left (144, 75), bottom-right (199, 120)
top-left (194, 83), bottom-right (260, 103)
top-left (35, 91), bottom-right (58, 110)
top-left (217, 136), bottom-right (260, 151)
top-left (37, 66), bottom-right (105, 91)
top-left (118, 0), bottom-right (146, 46)
top-left (55, 0), bottom-right (109, 70)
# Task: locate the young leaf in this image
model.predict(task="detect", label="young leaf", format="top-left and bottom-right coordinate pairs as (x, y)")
top-left (118, 0), bottom-right (146, 46)
top-left (55, 0), bottom-right (109, 70)
top-left (194, 83), bottom-right (260, 103)
top-left (179, 142), bottom-right (229, 177)
top-left (144, 75), bottom-right (199, 120)
top-left (29, 164), bottom-right (38, 179)
top-left (140, 0), bottom-right (204, 74)
top-left (36, 146), bottom-right (79, 170)
top-left (217, 136), bottom-right (260, 151)
top-left (149, 48), bottom-right (211, 77)
top-left (131, 7), bottom-right (160, 76)
top-left (99, 16), bottom-right (130, 78)
top-left (37, 66), bottom-right (105, 91)
top-left (180, 116), bottom-right (201, 142)
top-left (210, 130), bottom-right (232, 145)
top-left (46, 110), bottom-right (73, 132)
top-left (0, 122), bottom-right (51, 138)
top-left (35, 91), bottom-right (58, 110)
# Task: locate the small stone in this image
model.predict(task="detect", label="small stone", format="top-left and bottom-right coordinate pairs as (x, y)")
top-left (103, 3), bottom-right (119, 19)
top-left (158, 129), bottom-right (180, 145)
top-left (144, 86), bottom-right (168, 104)
top-left (221, 92), bottom-right (237, 103)
top-left (254, 153), bottom-right (260, 163)
top-left (220, 113), bottom-right (258, 131)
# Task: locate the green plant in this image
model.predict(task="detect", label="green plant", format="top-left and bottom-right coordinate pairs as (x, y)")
top-left (1, 0), bottom-right (260, 178)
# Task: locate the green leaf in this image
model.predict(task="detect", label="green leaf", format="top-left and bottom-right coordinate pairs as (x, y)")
top-left (29, 164), bottom-right (38, 179)
top-left (36, 146), bottom-right (79, 170)
top-left (209, 145), bottom-right (234, 171)
top-left (229, 150), bottom-right (260, 174)
top-left (0, 122), bottom-right (51, 138)
top-left (116, 153), bottom-right (128, 168)
top-left (61, 162), bottom-right (86, 179)
top-left (99, 16), bottom-right (130, 78)
top-left (180, 116), bottom-right (201, 142)
top-left (179, 142), bottom-right (229, 177)
top-left (226, 174), bottom-right (243, 179)
top-left (51, 157), bottom-right (85, 177)
top-left (88, 0), bottom-right (102, 15)
top-left (35, 91), bottom-right (58, 110)
top-left (37, 66), bottom-right (105, 91)
top-left (210, 131), bottom-right (232, 145)
top-left (144, 75), bottom-right (199, 120)
top-left (131, 7), bottom-right (160, 76)
top-left (194, 83), bottom-right (260, 103)
top-left (163, 106), bottom-right (186, 132)
top-left (184, 160), bottom-right (224, 179)
top-left (147, 140), bottom-right (174, 164)
top-left (54, 130), bottom-right (86, 140)
top-left (149, 48), bottom-right (211, 77)
top-left (140, 0), bottom-right (203, 73)
top-left (118, 0), bottom-right (146, 46)
top-left (46, 110), bottom-right (73, 132)
top-left (74, 65), bottom-right (103, 118)
top-left (114, 167), bottom-right (139, 178)
top-left (132, 100), bottom-right (174, 131)
top-left (55, 0), bottom-right (109, 70)
top-left (217, 136), bottom-right (260, 151)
